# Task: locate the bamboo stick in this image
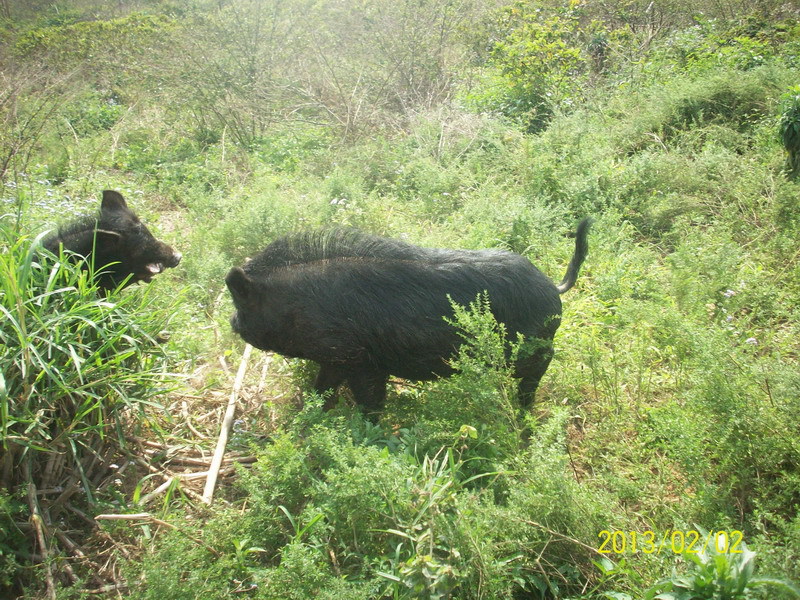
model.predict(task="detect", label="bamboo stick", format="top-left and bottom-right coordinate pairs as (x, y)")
top-left (202, 344), bottom-right (253, 504)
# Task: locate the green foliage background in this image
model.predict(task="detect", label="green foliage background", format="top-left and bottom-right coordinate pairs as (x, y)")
top-left (1, 0), bottom-right (799, 598)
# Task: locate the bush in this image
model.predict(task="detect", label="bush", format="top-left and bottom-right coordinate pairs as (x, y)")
top-left (128, 296), bottom-right (613, 599)
top-left (469, 5), bottom-right (587, 133)
top-left (384, 293), bottom-right (525, 470)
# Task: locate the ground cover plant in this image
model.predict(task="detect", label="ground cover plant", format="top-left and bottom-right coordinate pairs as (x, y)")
top-left (1, 0), bottom-right (799, 598)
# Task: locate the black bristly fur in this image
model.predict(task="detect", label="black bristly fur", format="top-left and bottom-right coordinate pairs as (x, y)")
top-left (226, 220), bottom-right (591, 414)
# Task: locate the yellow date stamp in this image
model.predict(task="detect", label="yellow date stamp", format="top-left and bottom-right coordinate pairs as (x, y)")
top-left (598, 530), bottom-right (744, 555)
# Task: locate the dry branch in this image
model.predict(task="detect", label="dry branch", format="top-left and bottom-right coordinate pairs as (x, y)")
top-left (132, 456), bottom-right (208, 505)
top-left (203, 343), bottom-right (254, 504)
top-left (28, 482), bottom-right (56, 600)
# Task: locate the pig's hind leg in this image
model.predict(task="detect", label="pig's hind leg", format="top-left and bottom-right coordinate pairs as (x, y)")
top-left (514, 338), bottom-right (555, 409)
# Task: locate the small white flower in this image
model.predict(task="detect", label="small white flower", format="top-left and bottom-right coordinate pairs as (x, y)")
top-left (745, 337), bottom-right (757, 345)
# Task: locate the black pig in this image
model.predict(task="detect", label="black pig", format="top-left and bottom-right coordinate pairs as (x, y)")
top-left (226, 220), bottom-right (591, 413)
top-left (42, 190), bottom-right (182, 291)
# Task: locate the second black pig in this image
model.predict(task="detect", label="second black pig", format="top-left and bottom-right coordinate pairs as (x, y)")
top-left (42, 190), bottom-right (182, 291)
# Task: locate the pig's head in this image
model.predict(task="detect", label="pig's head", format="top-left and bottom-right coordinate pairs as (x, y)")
top-left (225, 265), bottom-right (281, 353)
top-left (225, 266), bottom-right (258, 341)
top-left (45, 190), bottom-right (182, 291)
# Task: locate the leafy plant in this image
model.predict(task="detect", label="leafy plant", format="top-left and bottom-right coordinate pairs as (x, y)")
top-left (481, 4), bottom-right (586, 132)
top-left (376, 448), bottom-right (479, 600)
top-left (642, 529), bottom-right (800, 600)
top-left (386, 292), bottom-right (525, 463)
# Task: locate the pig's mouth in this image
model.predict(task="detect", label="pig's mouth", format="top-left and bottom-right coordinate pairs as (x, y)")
top-left (135, 262), bottom-right (165, 283)
top-left (135, 253), bottom-right (182, 283)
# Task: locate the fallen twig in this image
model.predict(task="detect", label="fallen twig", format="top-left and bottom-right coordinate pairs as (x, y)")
top-left (203, 344), bottom-right (253, 504)
top-left (185, 416), bottom-right (207, 439)
top-left (96, 512), bottom-right (152, 520)
top-left (28, 482), bottom-right (56, 600)
top-left (138, 468), bottom-right (237, 506)
top-left (65, 503), bottom-right (132, 561)
top-left (132, 456), bottom-right (208, 505)
top-left (81, 583), bottom-right (129, 595)
top-left (139, 450), bottom-right (256, 468)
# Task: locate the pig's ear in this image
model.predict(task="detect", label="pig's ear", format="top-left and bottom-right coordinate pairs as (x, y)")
top-left (101, 190), bottom-right (129, 212)
top-left (226, 267), bottom-right (253, 300)
top-left (95, 229), bottom-right (123, 249)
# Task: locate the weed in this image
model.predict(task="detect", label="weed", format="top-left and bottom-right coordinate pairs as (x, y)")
top-left (642, 529), bottom-right (800, 600)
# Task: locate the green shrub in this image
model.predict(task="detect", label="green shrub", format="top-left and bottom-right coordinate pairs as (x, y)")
top-left (60, 89), bottom-right (125, 136)
top-left (0, 491), bottom-right (24, 591)
top-left (14, 12), bottom-right (177, 70)
top-left (384, 293), bottom-right (525, 471)
top-left (128, 510), bottom-right (254, 600)
top-left (614, 67), bottom-right (785, 157)
top-left (473, 5), bottom-right (587, 133)
top-left (655, 14), bottom-right (797, 76)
